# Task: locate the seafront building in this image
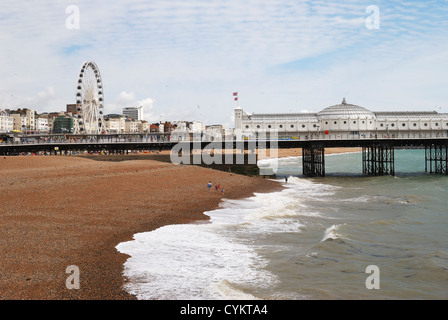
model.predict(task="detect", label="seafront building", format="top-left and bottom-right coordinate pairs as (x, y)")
top-left (8, 109), bottom-right (36, 133)
top-left (1, 102), bottom-right (207, 136)
top-left (36, 116), bottom-right (50, 133)
top-left (53, 115), bottom-right (75, 133)
top-left (1, 108), bottom-right (50, 134)
top-left (104, 114), bottom-right (127, 133)
top-left (123, 106), bottom-right (143, 121)
top-left (137, 120), bottom-right (150, 133)
top-left (0, 105), bottom-right (167, 135)
top-left (125, 118), bottom-right (138, 133)
top-left (0, 110), bottom-right (14, 133)
top-left (235, 98), bottom-right (448, 140)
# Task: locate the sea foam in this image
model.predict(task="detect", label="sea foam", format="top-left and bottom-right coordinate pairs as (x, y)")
top-left (116, 177), bottom-right (336, 300)
top-left (116, 220), bottom-right (275, 300)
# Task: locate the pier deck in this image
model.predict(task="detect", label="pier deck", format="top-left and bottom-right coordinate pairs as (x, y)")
top-left (1, 136), bottom-right (447, 176)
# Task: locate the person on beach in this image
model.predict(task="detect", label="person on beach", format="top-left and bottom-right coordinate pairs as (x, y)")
top-left (221, 187), bottom-right (224, 194)
top-left (207, 181), bottom-right (212, 190)
top-left (285, 177), bottom-right (288, 183)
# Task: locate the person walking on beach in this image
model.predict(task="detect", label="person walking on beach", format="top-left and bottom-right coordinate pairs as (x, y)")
top-left (207, 181), bottom-right (212, 191)
top-left (285, 176), bottom-right (288, 183)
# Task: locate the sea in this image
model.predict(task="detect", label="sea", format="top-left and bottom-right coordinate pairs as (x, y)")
top-left (116, 149), bottom-right (448, 300)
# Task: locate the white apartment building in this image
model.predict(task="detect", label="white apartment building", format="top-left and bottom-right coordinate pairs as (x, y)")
top-left (190, 120), bottom-right (205, 133)
top-left (123, 106), bottom-right (143, 121)
top-left (104, 115), bottom-right (126, 133)
top-left (0, 110), bottom-right (14, 133)
top-left (36, 117), bottom-right (50, 133)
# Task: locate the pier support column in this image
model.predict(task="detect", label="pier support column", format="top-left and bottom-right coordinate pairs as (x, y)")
top-left (425, 144), bottom-right (448, 175)
top-left (302, 147), bottom-right (325, 177)
top-left (362, 145), bottom-right (395, 176)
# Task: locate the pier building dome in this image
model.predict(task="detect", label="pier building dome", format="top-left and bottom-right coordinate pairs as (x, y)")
top-left (316, 98), bottom-right (376, 120)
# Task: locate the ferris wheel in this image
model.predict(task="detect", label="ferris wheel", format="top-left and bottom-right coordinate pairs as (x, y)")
top-left (74, 61), bottom-right (105, 134)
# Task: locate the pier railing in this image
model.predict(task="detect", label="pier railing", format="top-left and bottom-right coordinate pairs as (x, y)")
top-left (1, 132), bottom-right (447, 146)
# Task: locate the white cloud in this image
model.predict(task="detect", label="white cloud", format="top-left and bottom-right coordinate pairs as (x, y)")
top-left (3, 86), bottom-right (60, 111)
top-left (0, 0), bottom-right (447, 126)
top-left (115, 91), bottom-right (137, 107)
top-left (138, 97), bottom-right (156, 122)
top-left (36, 86), bottom-right (56, 100)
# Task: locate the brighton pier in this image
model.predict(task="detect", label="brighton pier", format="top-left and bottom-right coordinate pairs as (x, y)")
top-left (1, 98), bottom-right (447, 177)
top-left (1, 133), bottom-right (447, 177)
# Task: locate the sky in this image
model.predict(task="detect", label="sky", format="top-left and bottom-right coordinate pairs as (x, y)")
top-left (1, 0), bottom-right (448, 129)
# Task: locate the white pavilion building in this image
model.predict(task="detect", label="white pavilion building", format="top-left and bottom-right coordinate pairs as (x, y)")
top-left (235, 98), bottom-right (448, 140)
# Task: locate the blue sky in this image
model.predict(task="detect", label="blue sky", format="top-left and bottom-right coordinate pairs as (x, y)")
top-left (1, 0), bottom-right (447, 128)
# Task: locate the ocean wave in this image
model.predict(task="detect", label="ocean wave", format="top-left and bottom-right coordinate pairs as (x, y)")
top-left (369, 219), bottom-right (399, 226)
top-left (428, 250), bottom-right (448, 271)
top-left (321, 224), bottom-right (348, 242)
top-left (216, 176), bottom-right (334, 225)
top-left (336, 194), bottom-right (413, 206)
top-left (213, 279), bottom-right (261, 300)
top-left (338, 195), bottom-right (374, 203)
top-left (257, 156), bottom-right (300, 167)
top-left (116, 222), bottom-right (278, 300)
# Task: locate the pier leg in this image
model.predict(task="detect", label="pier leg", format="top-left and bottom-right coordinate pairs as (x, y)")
top-left (302, 147), bottom-right (325, 177)
top-left (362, 145), bottom-right (395, 176)
top-left (425, 144), bottom-right (448, 174)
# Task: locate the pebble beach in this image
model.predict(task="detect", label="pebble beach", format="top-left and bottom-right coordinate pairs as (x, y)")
top-left (0, 155), bottom-right (282, 299)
